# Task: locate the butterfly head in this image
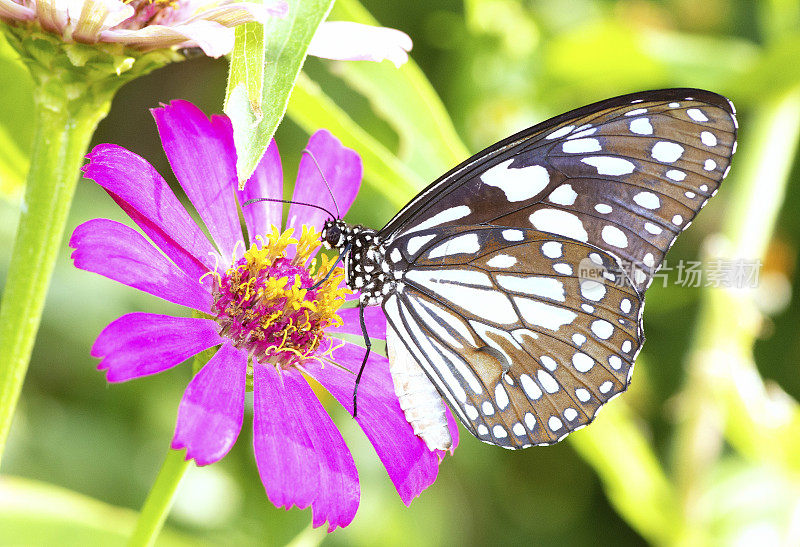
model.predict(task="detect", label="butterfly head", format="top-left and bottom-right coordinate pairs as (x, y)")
top-left (321, 218), bottom-right (349, 251)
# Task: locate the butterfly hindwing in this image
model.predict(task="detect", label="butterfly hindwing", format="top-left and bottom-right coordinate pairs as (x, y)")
top-left (379, 88), bottom-right (737, 292)
top-left (381, 226), bottom-right (644, 448)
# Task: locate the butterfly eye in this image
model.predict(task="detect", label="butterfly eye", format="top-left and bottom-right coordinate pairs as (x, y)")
top-left (322, 221), bottom-right (343, 249)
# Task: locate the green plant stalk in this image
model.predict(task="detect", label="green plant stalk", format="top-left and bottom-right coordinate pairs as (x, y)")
top-left (128, 346), bottom-right (214, 546)
top-left (673, 88), bottom-right (800, 538)
top-left (127, 448), bottom-right (191, 547)
top-left (0, 24), bottom-right (179, 466)
top-left (0, 81), bottom-right (112, 465)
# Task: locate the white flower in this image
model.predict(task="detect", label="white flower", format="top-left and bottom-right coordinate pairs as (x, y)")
top-left (0, 0), bottom-right (288, 57)
top-left (308, 21), bottom-right (412, 67)
top-left (0, 1), bottom-right (413, 62)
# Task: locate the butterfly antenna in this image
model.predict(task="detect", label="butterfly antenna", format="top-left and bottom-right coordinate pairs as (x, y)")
top-left (302, 149), bottom-right (340, 219)
top-left (242, 197), bottom-right (336, 220)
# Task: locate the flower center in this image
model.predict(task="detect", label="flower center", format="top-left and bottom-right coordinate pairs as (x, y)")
top-left (210, 226), bottom-right (349, 367)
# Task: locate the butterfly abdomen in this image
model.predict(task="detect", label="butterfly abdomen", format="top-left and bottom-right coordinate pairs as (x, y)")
top-left (386, 324), bottom-right (452, 451)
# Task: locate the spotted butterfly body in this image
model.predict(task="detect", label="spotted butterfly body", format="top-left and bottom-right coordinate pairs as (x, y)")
top-left (321, 89), bottom-right (737, 450)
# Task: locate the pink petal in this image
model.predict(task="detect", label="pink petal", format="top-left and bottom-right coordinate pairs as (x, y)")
top-left (308, 22), bottom-right (413, 68)
top-left (71, 0), bottom-right (134, 43)
top-left (101, 20), bottom-right (235, 58)
top-left (152, 102), bottom-right (243, 259)
top-left (83, 144), bottom-right (216, 280)
top-left (286, 130), bottom-right (362, 234)
top-left (0, 0), bottom-right (35, 21)
top-left (329, 306), bottom-right (387, 339)
top-left (92, 313), bottom-right (223, 382)
top-left (70, 219), bottom-right (213, 313)
top-left (305, 342), bottom-right (444, 505)
top-left (253, 364), bottom-right (359, 531)
top-left (172, 342), bottom-right (247, 465)
top-left (236, 139), bottom-right (283, 243)
top-left (35, 0), bottom-right (67, 33)
top-left (185, 1), bottom-right (288, 26)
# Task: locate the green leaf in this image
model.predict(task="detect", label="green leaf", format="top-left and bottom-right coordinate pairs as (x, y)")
top-left (225, 0), bottom-right (335, 188)
top-left (328, 0), bottom-right (469, 181)
top-left (0, 31), bottom-right (34, 203)
top-left (0, 475), bottom-right (198, 546)
top-left (288, 73), bottom-right (423, 209)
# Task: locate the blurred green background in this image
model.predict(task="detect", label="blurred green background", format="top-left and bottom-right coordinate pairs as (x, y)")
top-left (2, 0), bottom-right (800, 545)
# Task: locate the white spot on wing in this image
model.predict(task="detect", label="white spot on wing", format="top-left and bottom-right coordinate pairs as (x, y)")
top-left (651, 142), bottom-right (684, 163)
top-left (405, 269), bottom-right (518, 324)
top-left (595, 204), bottom-right (612, 214)
top-left (562, 138), bottom-right (601, 153)
top-left (602, 225), bottom-right (629, 248)
top-left (666, 169), bottom-right (686, 181)
top-left (704, 159), bottom-right (716, 171)
top-left (497, 275), bottom-right (566, 302)
top-left (546, 125), bottom-right (574, 139)
top-left (581, 156), bottom-right (635, 176)
top-left (542, 241), bottom-right (563, 258)
top-left (576, 388), bottom-right (591, 402)
top-left (548, 184), bottom-right (578, 206)
top-left (520, 374), bottom-right (542, 400)
top-left (572, 353), bottom-right (594, 372)
top-left (481, 159), bottom-right (550, 202)
top-left (629, 118), bottom-right (653, 135)
top-left (538, 370), bottom-right (559, 393)
top-left (634, 191), bottom-right (661, 210)
top-left (687, 108), bottom-right (708, 122)
top-left (487, 254), bottom-right (517, 268)
top-left (428, 233), bottom-right (480, 258)
top-left (407, 234), bottom-right (435, 255)
top-left (495, 384), bottom-right (510, 410)
top-left (644, 222), bottom-right (663, 235)
top-left (514, 297), bottom-right (577, 330)
top-left (701, 131), bottom-right (717, 147)
top-left (580, 280), bottom-right (606, 301)
top-left (530, 209), bottom-right (588, 242)
top-left (540, 355), bottom-right (557, 371)
top-left (492, 425), bottom-right (508, 438)
top-left (503, 229), bottom-right (524, 241)
top-left (553, 263), bottom-right (572, 275)
top-left (591, 319), bottom-right (614, 339)
top-left (406, 205), bottom-right (471, 235)
top-left (548, 416), bottom-right (563, 431)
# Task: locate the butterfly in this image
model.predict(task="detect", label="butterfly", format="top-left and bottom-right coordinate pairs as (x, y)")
top-left (319, 88), bottom-right (737, 450)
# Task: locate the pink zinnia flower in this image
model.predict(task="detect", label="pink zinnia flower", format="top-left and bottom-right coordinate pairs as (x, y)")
top-left (69, 101), bottom-right (458, 531)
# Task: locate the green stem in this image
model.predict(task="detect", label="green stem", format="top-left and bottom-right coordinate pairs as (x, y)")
top-left (0, 81), bottom-right (112, 465)
top-left (673, 88), bottom-right (800, 540)
top-left (128, 345), bottom-right (213, 546)
top-left (127, 448), bottom-right (191, 547)
top-left (0, 23), bottom-right (180, 466)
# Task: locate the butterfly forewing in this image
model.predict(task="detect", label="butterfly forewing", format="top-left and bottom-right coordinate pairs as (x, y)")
top-left (382, 226), bottom-right (644, 448)
top-left (379, 89), bottom-right (737, 292)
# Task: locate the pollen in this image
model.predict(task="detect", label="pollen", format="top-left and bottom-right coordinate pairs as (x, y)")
top-left (211, 226), bottom-right (350, 367)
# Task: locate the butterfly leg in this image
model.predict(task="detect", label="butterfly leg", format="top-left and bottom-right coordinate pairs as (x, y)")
top-left (352, 301), bottom-right (371, 418)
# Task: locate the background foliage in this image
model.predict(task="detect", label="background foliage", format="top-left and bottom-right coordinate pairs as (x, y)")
top-left (2, 0), bottom-right (800, 544)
